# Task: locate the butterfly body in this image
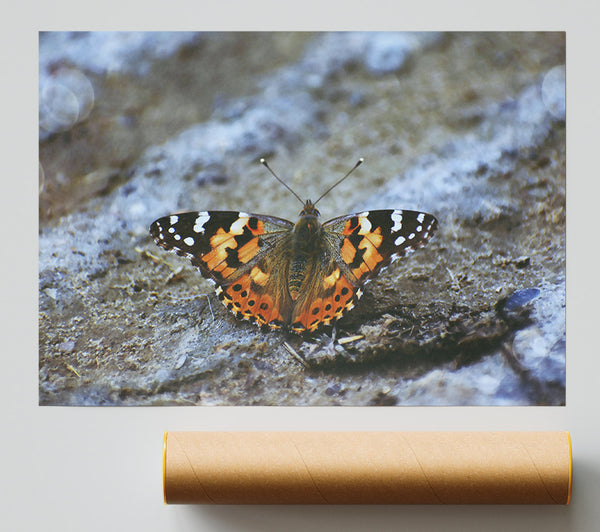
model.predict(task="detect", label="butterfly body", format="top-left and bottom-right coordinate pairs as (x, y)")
top-left (289, 200), bottom-right (324, 300)
top-left (150, 196), bottom-right (438, 334)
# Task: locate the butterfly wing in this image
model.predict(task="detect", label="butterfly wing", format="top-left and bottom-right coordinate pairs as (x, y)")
top-left (288, 209), bottom-right (438, 333)
top-left (288, 253), bottom-right (361, 333)
top-left (150, 211), bottom-right (296, 328)
top-left (325, 209), bottom-right (439, 283)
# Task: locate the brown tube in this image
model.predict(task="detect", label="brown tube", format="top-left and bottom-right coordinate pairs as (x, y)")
top-left (163, 431), bottom-right (572, 505)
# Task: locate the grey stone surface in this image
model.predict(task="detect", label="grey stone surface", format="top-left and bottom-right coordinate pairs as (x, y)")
top-left (39, 32), bottom-right (565, 405)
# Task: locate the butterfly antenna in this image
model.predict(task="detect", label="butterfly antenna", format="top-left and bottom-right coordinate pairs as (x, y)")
top-left (314, 158), bottom-right (364, 206)
top-left (260, 158), bottom-right (305, 205)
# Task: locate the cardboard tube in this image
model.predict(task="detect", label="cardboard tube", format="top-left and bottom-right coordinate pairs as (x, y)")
top-left (163, 431), bottom-right (572, 505)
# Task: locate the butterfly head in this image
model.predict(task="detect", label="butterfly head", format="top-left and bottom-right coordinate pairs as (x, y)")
top-left (299, 198), bottom-right (320, 219)
top-left (293, 199), bottom-right (322, 249)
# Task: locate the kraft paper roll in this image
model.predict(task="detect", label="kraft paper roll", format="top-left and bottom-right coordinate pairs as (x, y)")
top-left (163, 431), bottom-right (572, 505)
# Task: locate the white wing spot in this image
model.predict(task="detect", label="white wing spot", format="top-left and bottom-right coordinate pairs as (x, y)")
top-left (184, 237), bottom-right (195, 246)
top-left (391, 211), bottom-right (403, 232)
top-left (230, 215), bottom-right (249, 234)
top-left (194, 213), bottom-right (210, 233)
top-left (358, 214), bottom-right (372, 234)
top-left (169, 215), bottom-right (179, 225)
top-left (356, 288), bottom-right (363, 299)
top-left (394, 235), bottom-right (406, 246)
top-left (174, 234), bottom-right (181, 241)
top-left (417, 212), bottom-right (425, 223)
top-left (416, 225), bottom-right (422, 232)
top-left (408, 233), bottom-right (415, 240)
top-left (168, 227), bottom-right (175, 233)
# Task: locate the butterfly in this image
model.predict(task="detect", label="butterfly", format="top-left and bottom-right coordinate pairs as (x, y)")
top-left (150, 158), bottom-right (438, 334)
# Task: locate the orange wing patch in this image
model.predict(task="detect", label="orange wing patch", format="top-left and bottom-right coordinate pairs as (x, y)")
top-left (193, 216), bottom-right (268, 283)
top-left (249, 264), bottom-right (269, 286)
top-left (321, 265), bottom-right (341, 289)
top-left (354, 230), bottom-right (384, 275)
top-left (218, 272), bottom-right (286, 329)
top-left (252, 291), bottom-right (284, 328)
top-left (339, 214), bottom-right (388, 282)
top-left (340, 238), bottom-right (358, 264)
top-left (201, 235), bottom-right (238, 280)
top-left (237, 238), bottom-right (261, 264)
top-left (290, 272), bottom-right (358, 334)
top-left (216, 249), bottom-right (293, 330)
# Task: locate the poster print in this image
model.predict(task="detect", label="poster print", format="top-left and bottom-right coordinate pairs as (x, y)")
top-left (39, 32), bottom-right (565, 406)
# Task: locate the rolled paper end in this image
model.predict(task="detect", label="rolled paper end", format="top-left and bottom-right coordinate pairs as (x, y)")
top-left (162, 431), bottom-right (168, 505)
top-left (567, 431), bottom-right (573, 505)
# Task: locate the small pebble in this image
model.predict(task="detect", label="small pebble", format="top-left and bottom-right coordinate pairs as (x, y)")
top-left (502, 288), bottom-right (540, 312)
top-left (58, 340), bottom-right (76, 353)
